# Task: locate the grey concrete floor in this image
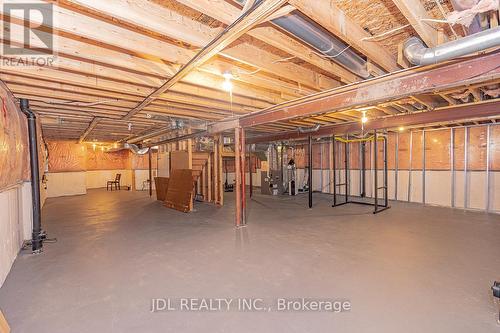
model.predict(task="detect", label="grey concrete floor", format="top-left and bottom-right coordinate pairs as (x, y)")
top-left (1, 189), bottom-right (500, 332)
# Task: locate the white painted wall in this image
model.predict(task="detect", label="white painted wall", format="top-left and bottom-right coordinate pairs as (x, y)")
top-left (289, 168), bottom-right (500, 213)
top-left (46, 171), bottom-right (86, 198)
top-left (0, 183), bottom-right (33, 288)
top-left (135, 169), bottom-right (156, 191)
top-left (86, 169), bottom-right (132, 189)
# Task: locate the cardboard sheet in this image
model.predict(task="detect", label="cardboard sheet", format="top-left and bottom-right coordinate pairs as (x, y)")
top-left (154, 177), bottom-right (169, 201)
top-left (164, 169), bottom-right (193, 213)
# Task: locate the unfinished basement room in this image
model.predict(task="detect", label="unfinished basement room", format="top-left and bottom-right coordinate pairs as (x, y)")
top-left (1, 0), bottom-right (500, 332)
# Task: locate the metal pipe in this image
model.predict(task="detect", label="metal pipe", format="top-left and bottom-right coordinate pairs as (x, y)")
top-left (408, 131), bottom-right (413, 202)
top-left (308, 135), bottom-right (313, 208)
top-left (19, 99), bottom-right (43, 253)
top-left (360, 142), bottom-right (366, 197)
top-left (272, 13), bottom-right (370, 79)
top-left (404, 26), bottom-right (500, 66)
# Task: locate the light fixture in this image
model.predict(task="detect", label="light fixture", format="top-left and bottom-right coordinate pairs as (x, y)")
top-left (361, 111), bottom-right (368, 124)
top-left (398, 126), bottom-right (405, 132)
top-left (222, 72), bottom-right (233, 92)
top-left (92, 143), bottom-right (96, 151)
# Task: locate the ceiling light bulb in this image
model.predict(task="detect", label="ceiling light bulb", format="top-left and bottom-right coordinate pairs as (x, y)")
top-left (222, 72), bottom-right (233, 80)
top-left (361, 111), bottom-right (368, 124)
top-left (398, 126), bottom-right (405, 132)
top-left (222, 79), bottom-right (233, 92)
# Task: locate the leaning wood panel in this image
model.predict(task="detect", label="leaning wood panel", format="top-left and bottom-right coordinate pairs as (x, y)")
top-left (154, 177), bottom-right (169, 201)
top-left (164, 169), bottom-right (193, 213)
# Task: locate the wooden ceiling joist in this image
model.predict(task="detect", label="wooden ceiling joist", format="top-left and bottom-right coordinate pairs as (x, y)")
top-left (122, 0), bottom-right (289, 120)
top-left (40, 0), bottom-right (332, 93)
top-left (391, 0), bottom-right (447, 47)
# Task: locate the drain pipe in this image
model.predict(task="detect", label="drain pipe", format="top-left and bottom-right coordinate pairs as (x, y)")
top-left (404, 26), bottom-right (500, 66)
top-left (19, 99), bottom-right (43, 253)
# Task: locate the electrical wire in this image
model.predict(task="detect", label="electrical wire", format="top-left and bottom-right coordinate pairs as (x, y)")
top-left (361, 24), bottom-right (411, 41)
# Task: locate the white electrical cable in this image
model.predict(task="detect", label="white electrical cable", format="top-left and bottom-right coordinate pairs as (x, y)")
top-left (361, 24), bottom-right (411, 41)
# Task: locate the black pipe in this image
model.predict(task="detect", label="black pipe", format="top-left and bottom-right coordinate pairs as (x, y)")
top-left (308, 135), bottom-right (312, 209)
top-left (19, 99), bottom-right (43, 253)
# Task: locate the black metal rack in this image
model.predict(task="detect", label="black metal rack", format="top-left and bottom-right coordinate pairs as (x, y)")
top-left (332, 129), bottom-right (390, 214)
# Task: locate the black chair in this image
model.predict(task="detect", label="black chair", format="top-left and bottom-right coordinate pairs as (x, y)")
top-left (107, 173), bottom-right (121, 191)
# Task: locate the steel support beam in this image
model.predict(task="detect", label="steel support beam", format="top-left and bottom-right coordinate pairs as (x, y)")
top-left (247, 100), bottom-right (500, 144)
top-left (240, 51), bottom-right (500, 128)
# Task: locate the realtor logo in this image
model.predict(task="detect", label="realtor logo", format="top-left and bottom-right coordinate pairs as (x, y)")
top-left (2, 1), bottom-right (57, 67)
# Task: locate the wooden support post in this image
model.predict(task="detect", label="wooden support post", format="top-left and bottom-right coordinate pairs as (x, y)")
top-left (187, 130), bottom-right (193, 169)
top-left (235, 128), bottom-right (242, 226)
top-left (249, 144), bottom-right (253, 198)
top-left (207, 152), bottom-right (212, 202)
top-left (202, 165), bottom-right (207, 201)
top-left (214, 137), bottom-right (219, 204)
top-left (329, 136), bottom-right (334, 194)
top-left (218, 134), bottom-right (224, 206)
top-left (148, 148), bottom-right (153, 197)
top-left (241, 128), bottom-right (247, 225)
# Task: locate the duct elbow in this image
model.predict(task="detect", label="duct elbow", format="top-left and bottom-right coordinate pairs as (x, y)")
top-left (403, 37), bottom-right (430, 66)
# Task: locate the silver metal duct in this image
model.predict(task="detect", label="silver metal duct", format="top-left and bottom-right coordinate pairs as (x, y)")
top-left (272, 13), bottom-right (370, 79)
top-left (404, 26), bottom-right (500, 66)
top-left (107, 143), bottom-right (150, 155)
top-left (236, 0), bottom-right (370, 79)
top-left (297, 124), bottom-right (320, 133)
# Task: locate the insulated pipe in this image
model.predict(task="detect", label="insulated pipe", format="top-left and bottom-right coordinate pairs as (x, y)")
top-left (308, 135), bottom-right (313, 208)
top-left (404, 26), bottom-right (500, 65)
top-left (19, 99), bottom-right (43, 253)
